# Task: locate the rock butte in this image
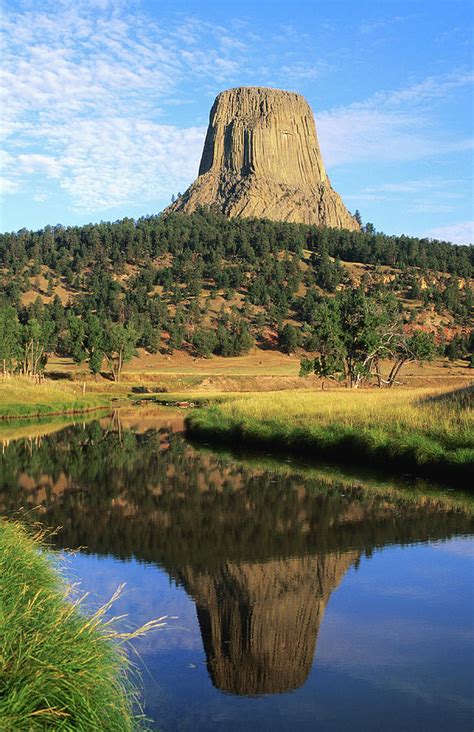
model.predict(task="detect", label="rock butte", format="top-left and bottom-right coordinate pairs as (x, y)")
top-left (167, 86), bottom-right (359, 230)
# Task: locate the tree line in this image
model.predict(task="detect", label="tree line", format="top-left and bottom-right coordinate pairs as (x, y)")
top-left (0, 298), bottom-right (255, 381)
top-left (1, 208), bottom-right (472, 276)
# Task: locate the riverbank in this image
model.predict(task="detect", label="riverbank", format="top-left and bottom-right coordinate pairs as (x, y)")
top-left (0, 378), bottom-right (110, 419)
top-left (185, 387), bottom-right (474, 486)
top-left (0, 519), bottom-right (162, 729)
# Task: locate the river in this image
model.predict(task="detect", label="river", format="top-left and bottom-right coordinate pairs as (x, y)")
top-left (1, 407), bottom-right (473, 731)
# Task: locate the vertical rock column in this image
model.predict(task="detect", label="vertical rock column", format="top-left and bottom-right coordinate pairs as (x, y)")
top-left (167, 86), bottom-right (359, 231)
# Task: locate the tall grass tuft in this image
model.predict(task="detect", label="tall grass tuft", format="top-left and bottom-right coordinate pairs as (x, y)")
top-left (0, 519), bottom-right (165, 730)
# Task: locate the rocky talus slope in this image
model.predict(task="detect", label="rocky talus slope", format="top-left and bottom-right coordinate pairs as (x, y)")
top-left (168, 86), bottom-right (358, 230)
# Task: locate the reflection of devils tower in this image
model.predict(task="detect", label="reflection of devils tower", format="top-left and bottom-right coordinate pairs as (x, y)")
top-left (181, 552), bottom-right (356, 695)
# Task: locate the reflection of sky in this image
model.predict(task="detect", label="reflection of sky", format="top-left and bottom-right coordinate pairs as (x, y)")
top-left (430, 536), bottom-right (474, 558)
top-left (63, 538), bottom-right (474, 732)
top-left (63, 554), bottom-right (202, 651)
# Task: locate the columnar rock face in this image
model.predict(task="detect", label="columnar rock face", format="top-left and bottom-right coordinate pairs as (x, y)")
top-left (167, 86), bottom-right (359, 230)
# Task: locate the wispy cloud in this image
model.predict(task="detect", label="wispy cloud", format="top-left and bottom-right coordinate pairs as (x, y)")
top-left (378, 71), bottom-right (474, 107)
top-left (345, 177), bottom-right (468, 210)
top-left (280, 61), bottom-right (330, 82)
top-left (407, 201), bottom-right (457, 215)
top-left (318, 71), bottom-right (473, 167)
top-left (358, 15), bottom-right (406, 35)
top-left (56, 120), bottom-right (205, 210)
top-left (346, 176), bottom-right (471, 239)
top-left (425, 221), bottom-right (474, 245)
top-left (0, 1), bottom-right (249, 212)
top-left (0, 177), bottom-right (20, 195)
top-left (0, 1), bottom-right (336, 213)
top-left (361, 178), bottom-right (465, 194)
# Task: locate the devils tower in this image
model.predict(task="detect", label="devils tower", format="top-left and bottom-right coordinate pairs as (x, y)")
top-left (167, 86), bottom-right (358, 230)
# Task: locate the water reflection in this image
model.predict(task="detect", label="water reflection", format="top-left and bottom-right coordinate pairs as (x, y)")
top-left (183, 553), bottom-right (356, 695)
top-left (0, 410), bottom-right (472, 699)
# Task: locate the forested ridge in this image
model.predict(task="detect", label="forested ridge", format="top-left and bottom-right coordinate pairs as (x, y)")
top-left (0, 209), bottom-right (473, 379)
top-left (2, 209), bottom-right (472, 276)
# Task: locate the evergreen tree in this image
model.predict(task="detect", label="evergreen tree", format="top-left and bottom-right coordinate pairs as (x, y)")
top-left (192, 328), bottom-right (218, 358)
top-left (0, 303), bottom-right (21, 374)
top-left (278, 323), bottom-right (299, 354)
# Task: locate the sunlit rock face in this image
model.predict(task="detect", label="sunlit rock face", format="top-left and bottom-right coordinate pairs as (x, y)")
top-left (181, 551), bottom-right (357, 695)
top-left (167, 86), bottom-right (359, 230)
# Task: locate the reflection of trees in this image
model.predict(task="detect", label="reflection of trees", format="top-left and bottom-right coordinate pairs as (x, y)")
top-left (1, 422), bottom-right (472, 695)
top-left (1, 425), bottom-right (470, 566)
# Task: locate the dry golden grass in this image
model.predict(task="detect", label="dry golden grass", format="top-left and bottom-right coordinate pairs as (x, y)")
top-left (44, 350), bottom-right (473, 387)
top-left (186, 385), bottom-right (473, 483)
top-left (0, 377), bottom-right (109, 418)
top-left (220, 387), bottom-right (473, 442)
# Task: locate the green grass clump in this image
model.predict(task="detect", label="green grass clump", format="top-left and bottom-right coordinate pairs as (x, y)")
top-left (0, 520), bottom-right (163, 730)
top-left (186, 387), bottom-right (474, 486)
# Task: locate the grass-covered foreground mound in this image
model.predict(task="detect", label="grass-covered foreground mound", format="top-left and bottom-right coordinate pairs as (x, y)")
top-left (0, 520), bottom-right (161, 730)
top-left (0, 378), bottom-right (109, 419)
top-left (186, 387), bottom-right (474, 486)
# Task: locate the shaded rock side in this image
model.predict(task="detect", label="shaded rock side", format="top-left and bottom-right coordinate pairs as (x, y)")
top-left (167, 86), bottom-right (359, 230)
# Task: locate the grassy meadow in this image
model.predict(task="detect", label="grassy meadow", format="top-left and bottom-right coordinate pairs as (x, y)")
top-left (0, 378), bottom-right (110, 419)
top-left (0, 519), bottom-right (164, 730)
top-left (186, 386), bottom-right (474, 485)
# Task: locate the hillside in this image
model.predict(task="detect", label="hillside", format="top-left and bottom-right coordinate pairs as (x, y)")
top-left (0, 210), bottom-right (473, 380)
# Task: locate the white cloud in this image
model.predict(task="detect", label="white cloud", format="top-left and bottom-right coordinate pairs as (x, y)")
top-left (346, 177), bottom-right (470, 229)
top-left (358, 16), bottom-right (406, 35)
top-left (378, 70), bottom-right (474, 108)
top-left (17, 154), bottom-right (64, 179)
top-left (0, 1), bottom-right (243, 212)
top-left (317, 71), bottom-right (473, 167)
top-left (425, 221), bottom-right (474, 245)
top-left (344, 194), bottom-right (384, 203)
top-left (280, 61), bottom-right (330, 82)
top-left (361, 178), bottom-right (465, 194)
top-left (0, 177), bottom-right (20, 195)
top-left (407, 201), bottom-right (456, 215)
top-left (56, 119), bottom-right (205, 210)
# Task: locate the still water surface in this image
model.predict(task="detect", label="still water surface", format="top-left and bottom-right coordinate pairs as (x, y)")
top-left (1, 408), bottom-right (473, 731)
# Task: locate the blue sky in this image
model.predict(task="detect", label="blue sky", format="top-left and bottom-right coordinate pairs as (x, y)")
top-left (1, 0), bottom-right (473, 243)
